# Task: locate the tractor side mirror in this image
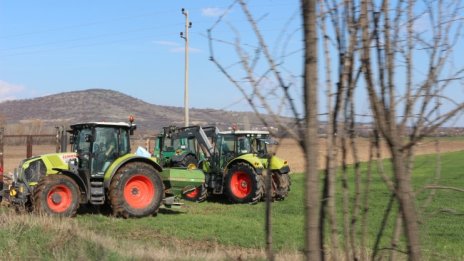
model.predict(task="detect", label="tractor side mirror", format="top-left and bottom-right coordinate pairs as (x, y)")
top-left (85, 134), bottom-right (94, 142)
top-left (69, 135), bottom-right (74, 144)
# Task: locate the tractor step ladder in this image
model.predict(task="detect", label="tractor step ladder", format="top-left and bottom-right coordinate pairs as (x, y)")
top-left (89, 180), bottom-right (105, 205)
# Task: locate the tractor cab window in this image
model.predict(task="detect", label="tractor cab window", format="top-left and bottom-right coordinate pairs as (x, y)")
top-left (74, 128), bottom-right (92, 154)
top-left (236, 136), bottom-right (251, 155)
top-left (163, 136), bottom-right (174, 152)
top-left (118, 128), bottom-right (130, 155)
top-left (221, 135), bottom-right (235, 155)
top-left (93, 127), bottom-right (119, 174)
top-left (214, 134), bottom-right (236, 168)
top-left (257, 139), bottom-right (268, 154)
top-left (172, 138), bottom-right (185, 150)
top-left (251, 136), bottom-right (271, 157)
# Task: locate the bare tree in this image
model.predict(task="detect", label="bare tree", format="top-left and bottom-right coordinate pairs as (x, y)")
top-left (208, 0), bottom-right (463, 260)
top-left (301, 0), bottom-right (322, 260)
top-left (359, 0), bottom-right (464, 259)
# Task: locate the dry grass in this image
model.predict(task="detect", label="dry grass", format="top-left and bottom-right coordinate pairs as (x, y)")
top-left (0, 208), bottom-right (302, 260)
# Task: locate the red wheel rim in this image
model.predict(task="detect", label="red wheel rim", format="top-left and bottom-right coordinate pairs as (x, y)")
top-left (185, 187), bottom-right (200, 199)
top-left (46, 185), bottom-right (73, 213)
top-left (124, 175), bottom-right (155, 209)
top-left (230, 171), bottom-right (252, 199)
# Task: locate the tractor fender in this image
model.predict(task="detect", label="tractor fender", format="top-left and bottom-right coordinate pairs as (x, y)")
top-left (103, 154), bottom-right (163, 188)
top-left (52, 168), bottom-right (88, 203)
top-left (225, 156), bottom-right (264, 175)
top-left (269, 155), bottom-right (290, 174)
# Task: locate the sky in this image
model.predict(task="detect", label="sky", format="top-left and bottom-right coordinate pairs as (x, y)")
top-left (0, 1), bottom-right (302, 114)
top-left (1, 1), bottom-right (463, 126)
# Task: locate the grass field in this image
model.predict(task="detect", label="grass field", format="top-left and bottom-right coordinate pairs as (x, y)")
top-left (1, 149), bottom-right (464, 260)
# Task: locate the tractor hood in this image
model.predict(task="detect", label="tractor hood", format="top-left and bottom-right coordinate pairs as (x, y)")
top-left (15, 152), bottom-right (77, 183)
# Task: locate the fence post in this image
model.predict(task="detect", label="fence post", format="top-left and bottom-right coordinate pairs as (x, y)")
top-left (26, 135), bottom-right (33, 158)
top-left (55, 126), bottom-right (60, 153)
top-left (55, 126), bottom-right (67, 153)
top-left (0, 127), bottom-right (3, 170)
top-left (145, 138), bottom-right (151, 153)
top-left (0, 127), bottom-right (4, 192)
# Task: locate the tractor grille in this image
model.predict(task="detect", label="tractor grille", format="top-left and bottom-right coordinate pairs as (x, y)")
top-left (24, 160), bottom-right (46, 183)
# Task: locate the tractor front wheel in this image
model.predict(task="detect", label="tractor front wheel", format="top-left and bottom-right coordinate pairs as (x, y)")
top-left (224, 162), bottom-right (264, 203)
top-left (272, 173), bottom-right (291, 200)
top-left (109, 162), bottom-right (163, 218)
top-left (33, 175), bottom-right (80, 217)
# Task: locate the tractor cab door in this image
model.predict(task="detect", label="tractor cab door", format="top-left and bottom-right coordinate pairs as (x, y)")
top-left (153, 135), bottom-right (163, 159)
top-left (73, 127), bottom-right (93, 173)
top-left (91, 127), bottom-right (130, 177)
top-left (211, 134), bottom-right (236, 171)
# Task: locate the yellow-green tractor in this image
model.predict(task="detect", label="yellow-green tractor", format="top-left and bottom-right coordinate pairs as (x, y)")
top-left (206, 130), bottom-right (291, 203)
top-left (4, 118), bottom-right (204, 217)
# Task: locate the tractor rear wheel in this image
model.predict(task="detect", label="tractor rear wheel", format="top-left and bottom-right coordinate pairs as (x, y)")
top-left (109, 162), bottom-right (163, 218)
top-left (33, 175), bottom-right (80, 217)
top-left (272, 173), bottom-right (291, 200)
top-left (182, 184), bottom-right (207, 202)
top-left (224, 162), bottom-right (264, 203)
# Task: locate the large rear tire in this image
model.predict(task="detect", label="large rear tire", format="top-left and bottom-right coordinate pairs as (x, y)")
top-left (224, 162), bottom-right (264, 203)
top-left (109, 162), bottom-right (163, 218)
top-left (33, 175), bottom-right (80, 217)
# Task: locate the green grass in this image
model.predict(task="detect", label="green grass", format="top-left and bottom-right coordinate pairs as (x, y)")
top-left (1, 150), bottom-right (464, 260)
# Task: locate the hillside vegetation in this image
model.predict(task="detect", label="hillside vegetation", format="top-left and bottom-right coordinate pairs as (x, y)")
top-left (0, 89), bottom-right (288, 135)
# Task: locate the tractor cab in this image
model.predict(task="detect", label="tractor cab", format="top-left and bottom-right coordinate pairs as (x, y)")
top-left (69, 122), bottom-right (135, 178)
top-left (212, 130), bottom-right (273, 169)
top-left (154, 125), bottom-right (216, 168)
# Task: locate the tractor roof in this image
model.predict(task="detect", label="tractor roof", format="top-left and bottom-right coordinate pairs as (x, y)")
top-left (218, 130), bottom-right (270, 135)
top-left (70, 122), bottom-right (133, 129)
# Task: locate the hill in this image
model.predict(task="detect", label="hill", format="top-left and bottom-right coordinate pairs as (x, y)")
top-left (0, 89), bottom-right (285, 135)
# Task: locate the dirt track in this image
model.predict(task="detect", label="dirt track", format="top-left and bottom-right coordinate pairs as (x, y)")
top-left (2, 138), bottom-right (464, 174)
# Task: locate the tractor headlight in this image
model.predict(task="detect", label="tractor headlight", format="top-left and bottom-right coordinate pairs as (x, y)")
top-left (10, 187), bottom-right (17, 197)
top-left (13, 168), bottom-right (19, 182)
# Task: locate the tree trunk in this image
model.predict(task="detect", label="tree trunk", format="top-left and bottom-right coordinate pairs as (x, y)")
top-left (301, 0), bottom-right (321, 260)
top-left (391, 147), bottom-right (422, 261)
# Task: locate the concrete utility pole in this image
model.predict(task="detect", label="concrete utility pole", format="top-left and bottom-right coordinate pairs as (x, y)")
top-left (180, 8), bottom-right (192, 127)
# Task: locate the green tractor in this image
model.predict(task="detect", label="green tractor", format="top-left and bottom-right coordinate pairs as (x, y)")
top-left (153, 125), bottom-right (217, 169)
top-left (152, 125), bottom-right (217, 202)
top-left (159, 126), bottom-right (291, 203)
top-left (4, 118), bottom-right (204, 217)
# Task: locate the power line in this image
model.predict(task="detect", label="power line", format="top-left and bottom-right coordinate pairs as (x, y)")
top-left (0, 31), bottom-right (177, 58)
top-left (0, 10), bottom-right (178, 40)
top-left (0, 23), bottom-right (183, 53)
